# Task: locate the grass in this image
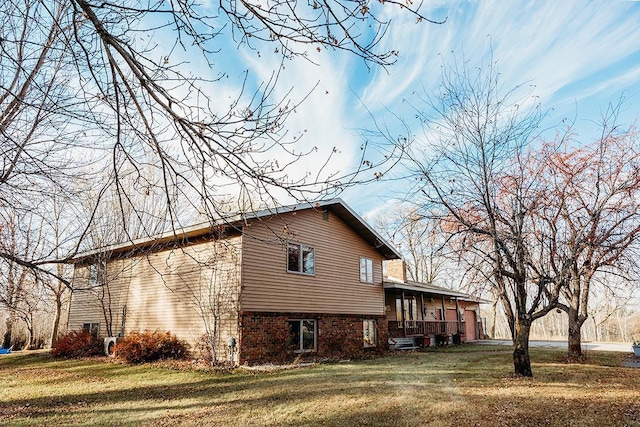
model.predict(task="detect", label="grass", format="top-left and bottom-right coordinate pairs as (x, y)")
top-left (1, 346), bottom-right (639, 426)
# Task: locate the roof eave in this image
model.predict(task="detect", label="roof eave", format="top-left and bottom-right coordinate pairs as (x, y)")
top-left (383, 281), bottom-right (491, 304)
top-left (70, 198), bottom-right (401, 262)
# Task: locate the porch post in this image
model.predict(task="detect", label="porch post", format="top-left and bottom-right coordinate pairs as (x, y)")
top-left (455, 297), bottom-right (461, 334)
top-left (420, 294), bottom-right (426, 336)
top-left (440, 295), bottom-right (446, 334)
top-left (401, 291), bottom-right (407, 338)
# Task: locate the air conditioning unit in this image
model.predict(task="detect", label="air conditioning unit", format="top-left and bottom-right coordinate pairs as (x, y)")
top-left (104, 337), bottom-right (118, 357)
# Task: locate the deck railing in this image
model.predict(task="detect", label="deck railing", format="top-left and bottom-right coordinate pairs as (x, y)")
top-left (388, 320), bottom-right (464, 337)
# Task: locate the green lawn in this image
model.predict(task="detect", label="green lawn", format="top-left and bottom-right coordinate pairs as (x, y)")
top-left (1, 347), bottom-right (639, 426)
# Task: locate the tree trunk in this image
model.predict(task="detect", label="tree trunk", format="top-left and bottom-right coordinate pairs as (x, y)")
top-left (50, 297), bottom-right (63, 347)
top-left (489, 299), bottom-right (498, 339)
top-left (567, 313), bottom-right (585, 359)
top-left (24, 326), bottom-right (33, 350)
top-left (513, 319), bottom-right (533, 377)
top-left (3, 315), bottom-right (15, 348)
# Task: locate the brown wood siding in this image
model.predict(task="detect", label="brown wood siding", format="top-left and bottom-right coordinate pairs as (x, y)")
top-left (240, 209), bottom-right (386, 315)
top-left (68, 237), bottom-right (241, 355)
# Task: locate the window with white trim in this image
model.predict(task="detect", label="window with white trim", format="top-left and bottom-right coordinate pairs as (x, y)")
top-left (88, 262), bottom-right (106, 287)
top-left (360, 257), bottom-right (374, 283)
top-left (287, 243), bottom-right (315, 275)
top-left (363, 319), bottom-right (377, 348)
top-left (289, 319), bottom-right (316, 352)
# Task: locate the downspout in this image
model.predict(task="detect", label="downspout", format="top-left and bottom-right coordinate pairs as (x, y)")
top-left (65, 288), bottom-right (73, 333)
top-left (120, 305), bottom-right (127, 337)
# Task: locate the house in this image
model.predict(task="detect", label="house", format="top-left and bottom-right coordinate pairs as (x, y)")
top-left (67, 199), bottom-right (487, 364)
top-left (384, 260), bottom-right (487, 348)
top-left (67, 199), bottom-right (403, 365)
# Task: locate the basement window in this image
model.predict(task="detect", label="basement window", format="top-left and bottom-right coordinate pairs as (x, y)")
top-left (82, 323), bottom-right (99, 336)
top-left (363, 319), bottom-right (377, 348)
top-left (289, 319), bottom-right (316, 352)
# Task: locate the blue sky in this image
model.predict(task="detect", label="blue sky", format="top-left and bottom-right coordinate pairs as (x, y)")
top-left (174, 0), bottom-right (640, 216)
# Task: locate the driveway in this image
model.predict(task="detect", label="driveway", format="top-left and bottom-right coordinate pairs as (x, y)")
top-left (471, 339), bottom-right (633, 353)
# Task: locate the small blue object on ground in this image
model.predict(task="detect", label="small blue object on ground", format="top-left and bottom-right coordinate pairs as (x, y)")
top-left (0, 346), bottom-right (12, 355)
top-left (622, 356), bottom-right (640, 368)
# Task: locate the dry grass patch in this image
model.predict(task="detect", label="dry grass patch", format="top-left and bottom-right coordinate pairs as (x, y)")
top-left (1, 346), bottom-right (639, 426)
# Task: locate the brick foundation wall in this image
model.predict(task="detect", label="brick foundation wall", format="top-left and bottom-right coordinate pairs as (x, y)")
top-left (239, 311), bottom-right (389, 365)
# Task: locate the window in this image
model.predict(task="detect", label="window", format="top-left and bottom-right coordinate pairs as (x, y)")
top-left (88, 262), bottom-right (106, 287)
top-left (360, 257), bottom-right (374, 283)
top-left (395, 298), bottom-right (403, 322)
top-left (396, 296), bottom-right (418, 324)
top-left (287, 243), bottom-right (315, 275)
top-left (363, 320), bottom-right (377, 348)
top-left (289, 319), bottom-right (316, 352)
top-left (82, 322), bottom-right (99, 336)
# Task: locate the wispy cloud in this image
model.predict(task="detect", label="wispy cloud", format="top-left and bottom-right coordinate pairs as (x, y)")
top-left (361, 0), bottom-right (640, 122)
top-left (238, 46), bottom-right (364, 201)
top-left (148, 0), bottom-right (640, 211)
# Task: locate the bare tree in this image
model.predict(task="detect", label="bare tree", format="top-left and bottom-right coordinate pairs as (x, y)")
top-left (396, 59), bottom-right (564, 376)
top-left (372, 203), bottom-right (447, 284)
top-left (1, 0), bottom-right (442, 289)
top-left (0, 209), bottom-right (48, 348)
top-left (0, 1), bottom-right (93, 291)
top-left (533, 108), bottom-right (640, 358)
top-left (587, 276), bottom-right (638, 342)
top-left (180, 235), bottom-right (242, 365)
top-left (43, 196), bottom-right (75, 346)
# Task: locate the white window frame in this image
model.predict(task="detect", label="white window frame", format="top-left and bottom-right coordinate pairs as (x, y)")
top-left (363, 319), bottom-right (377, 348)
top-left (287, 242), bottom-right (315, 275)
top-left (88, 261), bottom-right (106, 287)
top-left (288, 319), bottom-right (317, 352)
top-left (360, 257), bottom-right (374, 283)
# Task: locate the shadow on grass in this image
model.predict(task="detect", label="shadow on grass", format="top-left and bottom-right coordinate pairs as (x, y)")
top-left (2, 349), bottom-right (639, 426)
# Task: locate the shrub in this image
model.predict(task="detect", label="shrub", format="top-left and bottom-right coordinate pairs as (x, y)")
top-left (115, 331), bottom-right (189, 364)
top-left (195, 334), bottom-right (216, 365)
top-left (452, 333), bottom-right (462, 345)
top-left (435, 334), bottom-right (449, 346)
top-left (50, 330), bottom-right (103, 358)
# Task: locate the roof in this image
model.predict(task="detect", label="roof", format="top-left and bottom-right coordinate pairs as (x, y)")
top-left (383, 278), bottom-right (491, 304)
top-left (249, 199), bottom-right (402, 259)
top-left (71, 198), bottom-right (402, 262)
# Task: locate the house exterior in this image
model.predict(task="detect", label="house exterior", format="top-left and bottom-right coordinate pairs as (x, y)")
top-left (67, 199), bottom-right (403, 365)
top-left (384, 260), bottom-right (487, 346)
